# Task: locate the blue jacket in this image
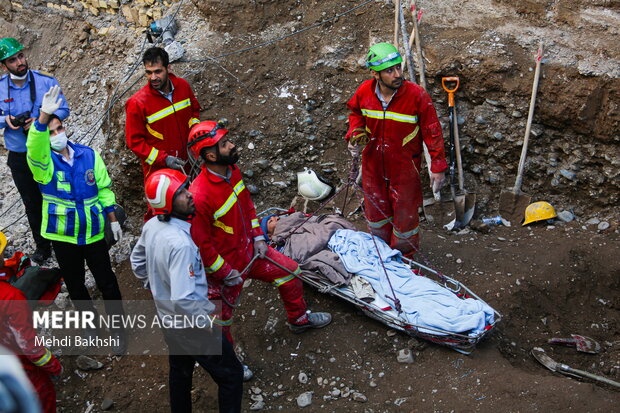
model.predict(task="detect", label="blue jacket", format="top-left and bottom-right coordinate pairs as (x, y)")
top-left (27, 120), bottom-right (115, 245)
top-left (0, 70), bottom-right (70, 152)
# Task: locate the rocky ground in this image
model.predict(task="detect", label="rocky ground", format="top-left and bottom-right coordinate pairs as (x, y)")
top-left (0, 0), bottom-right (619, 411)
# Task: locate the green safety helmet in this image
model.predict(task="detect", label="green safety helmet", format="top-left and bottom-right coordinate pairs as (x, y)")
top-left (0, 38), bottom-right (24, 62)
top-left (366, 42), bottom-right (402, 72)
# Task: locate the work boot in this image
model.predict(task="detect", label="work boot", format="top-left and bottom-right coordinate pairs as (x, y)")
top-left (242, 364), bottom-right (254, 382)
top-left (31, 244), bottom-right (52, 264)
top-left (288, 311), bottom-right (332, 334)
top-left (111, 329), bottom-right (127, 356)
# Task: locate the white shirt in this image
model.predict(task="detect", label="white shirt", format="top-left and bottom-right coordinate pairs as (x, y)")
top-left (130, 217), bottom-right (215, 328)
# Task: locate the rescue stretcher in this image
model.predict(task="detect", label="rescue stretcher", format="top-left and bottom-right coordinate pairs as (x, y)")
top-left (259, 208), bottom-right (501, 354)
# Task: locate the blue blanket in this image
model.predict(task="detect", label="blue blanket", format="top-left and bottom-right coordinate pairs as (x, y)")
top-left (328, 229), bottom-right (495, 336)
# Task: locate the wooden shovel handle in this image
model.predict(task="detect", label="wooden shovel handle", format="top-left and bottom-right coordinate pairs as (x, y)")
top-left (513, 41), bottom-right (543, 193)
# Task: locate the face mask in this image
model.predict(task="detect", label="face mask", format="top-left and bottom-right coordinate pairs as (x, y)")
top-left (9, 71), bottom-right (28, 81)
top-left (50, 131), bottom-right (68, 151)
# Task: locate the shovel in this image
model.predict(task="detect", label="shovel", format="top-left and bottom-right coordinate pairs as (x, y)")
top-left (548, 334), bottom-right (601, 354)
top-left (442, 76), bottom-right (463, 230)
top-left (453, 92), bottom-right (476, 226)
top-left (499, 41), bottom-right (543, 224)
top-left (531, 347), bottom-right (620, 388)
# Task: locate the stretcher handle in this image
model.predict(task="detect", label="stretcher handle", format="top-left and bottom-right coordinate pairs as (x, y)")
top-left (442, 76), bottom-right (460, 107)
top-left (220, 254), bottom-right (261, 308)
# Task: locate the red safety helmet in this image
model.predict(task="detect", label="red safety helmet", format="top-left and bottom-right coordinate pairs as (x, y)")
top-left (145, 169), bottom-right (189, 216)
top-left (187, 119), bottom-right (229, 159)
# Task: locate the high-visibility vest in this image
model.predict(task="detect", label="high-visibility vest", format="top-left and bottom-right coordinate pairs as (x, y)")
top-left (27, 123), bottom-right (116, 245)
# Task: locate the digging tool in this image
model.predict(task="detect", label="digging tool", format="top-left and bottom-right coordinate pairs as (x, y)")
top-left (531, 347), bottom-right (620, 388)
top-left (393, 0), bottom-right (400, 49)
top-left (499, 41), bottom-right (543, 224)
top-left (442, 77), bottom-right (463, 230)
top-left (549, 334), bottom-right (601, 354)
top-left (453, 100), bottom-right (476, 226)
top-left (399, 4), bottom-right (438, 203)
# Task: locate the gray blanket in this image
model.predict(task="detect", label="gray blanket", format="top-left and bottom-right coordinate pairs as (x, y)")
top-left (271, 212), bottom-right (356, 285)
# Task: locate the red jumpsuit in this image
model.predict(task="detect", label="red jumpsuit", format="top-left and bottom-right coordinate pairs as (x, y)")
top-left (346, 79), bottom-right (448, 254)
top-left (125, 73), bottom-right (201, 219)
top-left (0, 280), bottom-right (62, 413)
top-left (190, 165), bottom-right (307, 343)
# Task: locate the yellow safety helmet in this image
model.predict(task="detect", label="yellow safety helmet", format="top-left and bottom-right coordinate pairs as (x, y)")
top-left (522, 201), bottom-right (557, 226)
top-left (0, 231), bottom-right (6, 256)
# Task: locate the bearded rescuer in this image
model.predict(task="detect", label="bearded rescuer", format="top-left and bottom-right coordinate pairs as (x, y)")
top-left (187, 121), bottom-right (332, 371)
top-left (346, 42), bottom-right (447, 257)
top-left (125, 47), bottom-right (201, 220)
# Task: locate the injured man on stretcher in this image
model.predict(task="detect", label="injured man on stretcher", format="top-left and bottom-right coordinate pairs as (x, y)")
top-left (260, 212), bottom-right (495, 338)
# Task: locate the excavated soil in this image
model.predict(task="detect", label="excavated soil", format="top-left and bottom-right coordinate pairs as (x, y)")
top-left (0, 0), bottom-right (619, 411)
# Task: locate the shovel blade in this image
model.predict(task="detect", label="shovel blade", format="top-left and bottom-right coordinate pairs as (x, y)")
top-left (454, 194), bottom-right (466, 228)
top-left (499, 190), bottom-right (531, 225)
top-left (463, 192), bottom-right (476, 226)
top-left (531, 347), bottom-right (559, 372)
top-left (572, 335), bottom-right (601, 354)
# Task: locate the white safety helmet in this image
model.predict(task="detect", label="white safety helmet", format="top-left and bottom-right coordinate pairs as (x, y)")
top-left (297, 168), bottom-right (333, 201)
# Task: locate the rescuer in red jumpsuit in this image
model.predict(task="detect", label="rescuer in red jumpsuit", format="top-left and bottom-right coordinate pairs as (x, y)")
top-left (346, 42), bottom-right (448, 256)
top-left (124, 47), bottom-right (201, 220)
top-left (0, 232), bottom-right (62, 413)
top-left (187, 121), bottom-right (333, 349)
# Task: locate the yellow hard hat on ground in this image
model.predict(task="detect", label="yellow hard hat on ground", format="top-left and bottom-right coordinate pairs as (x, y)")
top-left (522, 201), bottom-right (557, 226)
top-left (0, 232), bottom-right (6, 256)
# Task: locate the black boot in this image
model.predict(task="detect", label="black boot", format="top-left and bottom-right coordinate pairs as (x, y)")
top-left (31, 243), bottom-right (52, 264)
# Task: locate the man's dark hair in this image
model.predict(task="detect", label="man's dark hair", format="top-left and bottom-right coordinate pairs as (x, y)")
top-left (142, 47), bottom-right (169, 67)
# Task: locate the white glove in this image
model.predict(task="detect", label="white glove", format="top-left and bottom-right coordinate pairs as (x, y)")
top-left (223, 269), bottom-right (243, 287)
top-left (430, 172), bottom-right (446, 195)
top-left (165, 156), bottom-right (186, 171)
top-left (347, 141), bottom-right (360, 158)
top-left (41, 85), bottom-right (62, 115)
top-left (110, 221), bottom-right (122, 242)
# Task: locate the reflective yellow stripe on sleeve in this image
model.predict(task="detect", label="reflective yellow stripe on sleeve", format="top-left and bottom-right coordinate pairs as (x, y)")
top-left (251, 218), bottom-right (260, 229)
top-left (146, 147), bottom-right (159, 165)
top-left (33, 348), bottom-right (52, 367)
top-left (206, 255), bottom-right (225, 273)
top-left (188, 117), bottom-right (200, 128)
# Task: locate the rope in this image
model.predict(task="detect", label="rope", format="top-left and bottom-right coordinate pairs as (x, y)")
top-left (350, 180), bottom-right (403, 314)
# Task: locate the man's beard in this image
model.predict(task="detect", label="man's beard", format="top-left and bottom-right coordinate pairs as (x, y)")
top-left (215, 148), bottom-right (239, 165)
top-left (10, 62), bottom-right (29, 77)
